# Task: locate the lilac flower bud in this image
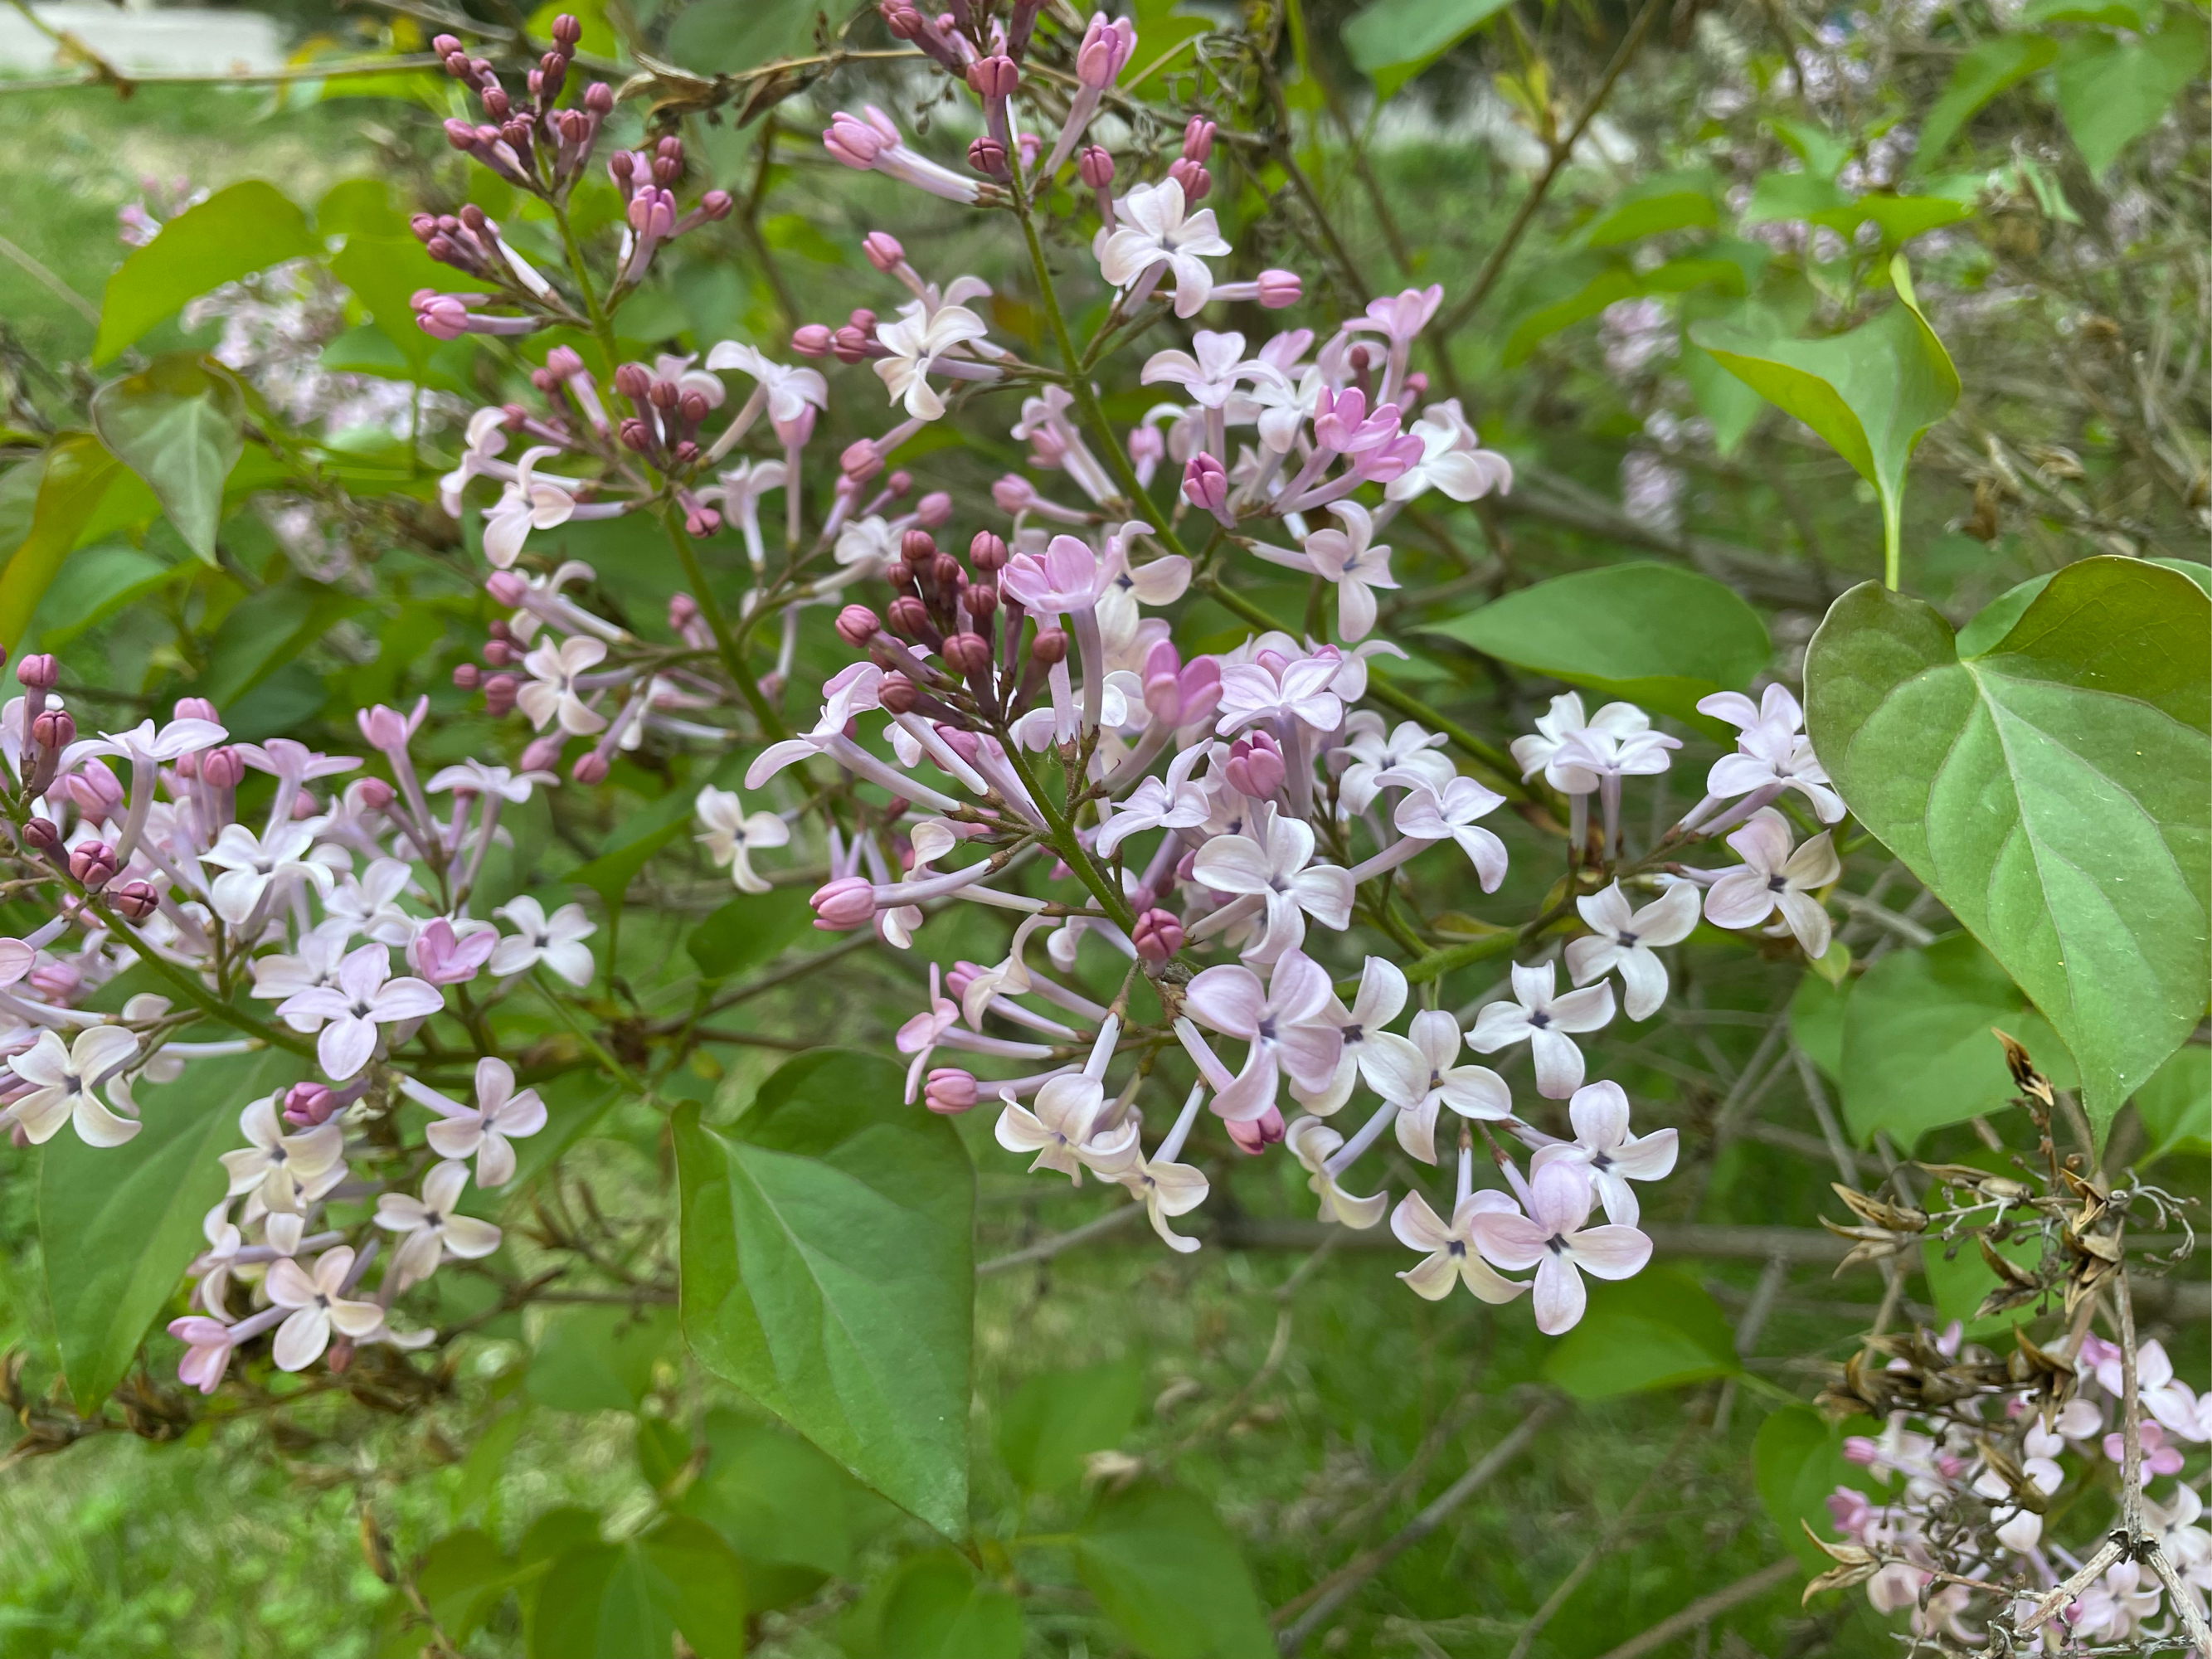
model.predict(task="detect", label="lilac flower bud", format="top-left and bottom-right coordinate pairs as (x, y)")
top-left (19, 817), bottom-right (61, 855)
top-left (1078, 145), bottom-right (1116, 190)
top-left (1256, 269), bottom-right (1302, 309)
top-left (357, 777), bottom-right (396, 810)
top-left (584, 80), bottom-right (613, 114)
top-left (1168, 157), bottom-right (1210, 202)
top-left (1228, 1104), bottom-right (1286, 1154)
top-left (668, 593), bottom-right (699, 630)
top-left (518, 733), bottom-right (565, 772)
top-left (109, 879), bottom-right (158, 922)
top-left (68, 840), bottom-right (118, 891)
top-left (967, 136), bottom-right (1007, 178)
top-left (964, 582), bottom-right (999, 620)
top-left (884, 469), bottom-right (912, 499)
top-left (1132, 907), bottom-right (1184, 964)
top-left (835, 605), bottom-right (881, 648)
top-left (944, 633), bottom-right (993, 676)
top-left (282, 1081), bottom-right (338, 1129)
top-left (1182, 452), bottom-right (1232, 523)
top-left (887, 596), bottom-right (931, 638)
top-left (1223, 731), bottom-right (1286, 800)
top-left (878, 0), bottom-right (925, 40)
top-left (1128, 424), bottom-right (1164, 466)
top-left (453, 664), bottom-right (482, 690)
top-left (901, 529), bottom-right (938, 566)
top-left (66, 761), bottom-right (125, 820)
top-left (31, 708), bottom-right (74, 751)
top-left (811, 876), bottom-right (876, 931)
top-left (924, 1068), bottom-right (979, 1114)
top-left (646, 378), bottom-right (680, 411)
top-left (970, 531), bottom-right (1008, 572)
top-left (791, 324), bottom-right (834, 356)
top-left (930, 553), bottom-right (961, 591)
top-left (1075, 13), bottom-right (1135, 88)
top-left (483, 674), bottom-right (519, 717)
top-left (685, 504), bottom-right (720, 537)
top-left (878, 672), bottom-right (920, 714)
top-left (431, 32), bottom-right (461, 55)
top-left (482, 85), bottom-right (511, 120)
top-left (484, 639), bottom-right (516, 666)
top-left (966, 53), bottom-right (1018, 99)
top-left (551, 12), bottom-right (582, 46)
top-left (201, 747), bottom-right (246, 790)
top-left (571, 752), bottom-right (610, 784)
top-left (1182, 116), bottom-right (1215, 162)
top-left (174, 696), bottom-right (219, 722)
top-left (414, 291), bottom-right (471, 341)
top-left (442, 117), bottom-right (476, 150)
top-left (830, 325), bottom-right (873, 365)
top-left (992, 474), bottom-right (1036, 515)
top-left (1404, 370), bottom-right (1429, 397)
top-left (31, 960), bottom-right (80, 1001)
top-left (618, 418), bottom-right (654, 452)
top-left (1030, 626), bottom-right (1067, 666)
top-left (612, 361), bottom-right (653, 401)
top-left (842, 438), bottom-right (884, 481)
top-left (913, 490), bottom-right (952, 528)
top-left (862, 231), bottom-right (905, 271)
top-left (698, 190), bottom-right (734, 221)
top-left (17, 654), bottom-right (58, 690)
top-left (823, 111), bottom-right (888, 170)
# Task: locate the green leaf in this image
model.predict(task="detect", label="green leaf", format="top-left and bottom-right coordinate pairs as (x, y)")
top-left (95, 180), bottom-right (320, 363)
top-left (2151, 558), bottom-right (2212, 595)
top-left (1808, 559), bottom-right (2210, 1141)
top-left (89, 356), bottom-right (245, 562)
top-left (1767, 114), bottom-right (1852, 180)
top-left (524, 1302), bottom-right (677, 1413)
top-left (1840, 936), bottom-right (2078, 1149)
top-left (1743, 169), bottom-right (1855, 225)
top-left (1543, 1268), bottom-right (1738, 1399)
top-left (1344, 0), bottom-right (1512, 100)
top-left (636, 1416), bottom-right (691, 1492)
top-left (2023, 0), bottom-right (2157, 24)
top-left (23, 545), bottom-right (177, 653)
top-left (1815, 195), bottom-right (1973, 247)
top-left (997, 1360), bottom-right (1145, 1492)
top-left (330, 232), bottom-right (460, 373)
top-left (858, 1554), bottom-right (1024, 1659)
top-left (1072, 1482), bottom-right (1274, 1659)
top-left (677, 1408), bottom-right (887, 1605)
top-left (1581, 175), bottom-right (1719, 247)
top-left (688, 887), bottom-right (815, 981)
top-left (674, 1050), bottom-right (974, 1537)
top-left (2053, 20), bottom-right (2207, 177)
top-left (1913, 35), bottom-right (2059, 168)
top-left (1682, 334), bottom-right (1766, 457)
top-left (1692, 266), bottom-right (1958, 581)
top-left (1754, 1407), bottom-right (1876, 1569)
top-left (414, 1529), bottom-right (519, 1643)
top-left (0, 435), bottom-right (123, 655)
top-left (1502, 265), bottom-right (1639, 366)
top-left (2135, 1044), bottom-right (2210, 1163)
top-left (1921, 1217), bottom-right (2045, 1338)
top-left (568, 817), bottom-right (689, 912)
top-left (664, 0), bottom-right (818, 90)
top-left (1422, 562), bottom-right (1771, 732)
top-left (1955, 572), bottom-right (2056, 657)
top-left (41, 1050), bottom-right (294, 1412)
top-left (1791, 970), bottom-right (1850, 1082)
top-left (530, 1518), bottom-right (747, 1659)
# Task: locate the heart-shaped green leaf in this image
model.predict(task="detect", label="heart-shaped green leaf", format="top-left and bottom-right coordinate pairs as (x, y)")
top-left (674, 1049), bottom-right (973, 1537)
top-left (1073, 1482), bottom-right (1274, 1659)
top-left (1806, 557), bottom-right (2211, 1140)
top-left (529, 1518), bottom-right (746, 1659)
top-left (90, 355), bottom-right (245, 562)
top-left (1344, 0), bottom-right (1514, 100)
top-left (94, 179), bottom-right (319, 363)
top-left (1912, 35), bottom-right (2058, 168)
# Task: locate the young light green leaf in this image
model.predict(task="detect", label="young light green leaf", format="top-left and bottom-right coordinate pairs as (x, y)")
top-left (1072, 1482), bottom-right (1274, 1659)
top-left (1580, 174), bottom-right (1720, 247)
top-left (0, 435), bottom-right (123, 654)
top-left (41, 1050), bottom-right (294, 1412)
top-left (89, 356), bottom-right (245, 562)
top-left (1502, 265), bottom-right (1640, 366)
top-left (1343, 0), bottom-right (1512, 100)
top-left (329, 232), bottom-right (462, 373)
top-left (675, 1407), bottom-right (889, 1592)
top-left (997, 1359), bottom-right (1145, 1492)
top-left (1808, 558), bottom-right (2210, 1141)
top-left (94, 180), bottom-right (320, 363)
top-left (674, 1049), bottom-right (974, 1538)
top-left (22, 546), bottom-right (177, 654)
top-left (2053, 20), bottom-right (2206, 177)
top-left (1840, 936), bottom-right (2078, 1149)
top-left (1913, 35), bottom-right (2059, 168)
top-left (1542, 1268), bottom-right (1738, 1399)
top-left (1422, 562), bottom-right (1770, 732)
top-left (1692, 262), bottom-right (1958, 587)
top-left (412, 1529), bottom-right (521, 1645)
top-left (530, 1519), bottom-right (747, 1659)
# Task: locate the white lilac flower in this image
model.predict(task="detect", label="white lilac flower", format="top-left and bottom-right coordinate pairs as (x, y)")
top-left (321, 857), bottom-right (416, 946)
top-left (1392, 1190), bottom-right (1528, 1303)
top-left (1466, 961), bottom-right (1616, 1100)
top-left (489, 896), bottom-right (596, 986)
top-left (1121, 1155), bottom-right (1210, 1253)
top-left (374, 1160), bottom-right (503, 1288)
top-left (694, 786), bottom-right (790, 894)
top-left (1140, 331), bottom-right (1281, 411)
top-left (1702, 807), bottom-right (1840, 957)
top-left (251, 922), bottom-right (354, 1030)
top-left (1384, 399), bottom-right (1513, 503)
top-left (1510, 693), bottom-right (1670, 795)
top-left (219, 1095), bottom-right (346, 1213)
top-left (1183, 951), bottom-right (1344, 1121)
top-left (1190, 812), bottom-right (1354, 964)
top-left (425, 760), bottom-right (556, 805)
top-left (1292, 955), bottom-right (1409, 1117)
top-left (1563, 880), bottom-right (1701, 1020)
top-left (1389, 774), bottom-right (1510, 893)
top-left (6, 1025), bottom-right (141, 1146)
top-left (1214, 649), bottom-right (1346, 736)
top-left (516, 635), bottom-right (610, 736)
top-left (275, 943), bottom-right (444, 1080)
top-left (1333, 714), bottom-right (1451, 817)
top-left (422, 1057), bottom-right (547, 1188)
top-left (1469, 1160), bottom-right (1651, 1334)
top-left (1697, 685), bottom-right (1845, 824)
top-left (1099, 179), bottom-right (1231, 317)
top-left (198, 821), bottom-right (338, 927)
top-left (874, 303), bottom-right (989, 421)
top-left (1301, 502), bottom-right (1398, 642)
top-left (1095, 743), bottom-right (1211, 858)
top-left (704, 341), bottom-right (829, 426)
top-left (1529, 1082), bottom-right (1678, 1226)
top-left (993, 1073), bottom-right (1140, 1185)
top-left (1286, 1115), bottom-right (1388, 1228)
top-left (1364, 1010), bottom-right (1511, 1163)
top-left (482, 447), bottom-right (580, 568)
top-left (266, 1247), bottom-right (384, 1370)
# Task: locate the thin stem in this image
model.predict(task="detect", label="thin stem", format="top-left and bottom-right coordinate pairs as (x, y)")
top-left (659, 505), bottom-right (789, 741)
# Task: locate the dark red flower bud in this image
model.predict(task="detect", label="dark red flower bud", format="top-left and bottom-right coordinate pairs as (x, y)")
top-left (901, 530), bottom-right (937, 566)
top-left (68, 840), bottom-right (118, 891)
top-left (969, 531), bottom-right (1008, 572)
top-left (878, 673), bottom-right (919, 714)
top-left (1031, 626), bottom-right (1067, 665)
top-left (109, 879), bottom-right (159, 922)
top-left (30, 708), bottom-right (73, 751)
top-left (612, 362), bottom-right (653, 400)
top-left (944, 633), bottom-right (993, 676)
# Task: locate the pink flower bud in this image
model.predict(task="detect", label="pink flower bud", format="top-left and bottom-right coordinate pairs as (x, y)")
top-left (943, 633), bottom-right (994, 676)
top-left (964, 582), bottom-right (999, 620)
top-left (414, 292), bottom-right (472, 341)
top-left (914, 490), bottom-right (953, 528)
top-left (109, 879), bottom-right (158, 921)
top-left (485, 572), bottom-right (528, 607)
top-left (29, 961), bottom-right (80, 1001)
top-left (483, 639), bottom-right (516, 667)
top-left (946, 961), bottom-right (983, 1002)
top-left (887, 596), bottom-right (931, 639)
top-left (551, 12), bottom-right (582, 46)
top-left (1840, 1437), bottom-right (1879, 1466)
top-left (1182, 452), bottom-right (1232, 522)
top-left (1223, 731), bottom-right (1285, 800)
top-left (518, 733), bottom-right (565, 771)
top-left (967, 135), bottom-right (1007, 178)
top-left (810, 875), bottom-right (877, 931)
top-left (20, 817), bottom-right (61, 855)
top-left (1227, 1104), bottom-right (1285, 1154)
top-left (357, 777), bottom-right (396, 810)
top-left (1078, 145), bottom-right (1116, 190)
top-left (410, 916), bottom-right (498, 985)
top-left (357, 704), bottom-right (415, 752)
top-left (1030, 625), bottom-right (1068, 666)
top-left (282, 1081), bottom-right (339, 1129)
top-left (15, 654), bottom-right (57, 690)
top-left (65, 761), bottom-right (125, 820)
top-left (30, 708), bottom-right (74, 752)
top-left (970, 531), bottom-right (1008, 572)
top-left (454, 663), bottom-right (482, 690)
top-left (1168, 157), bottom-right (1210, 202)
top-left (878, 672), bottom-right (920, 714)
top-left (1075, 13), bottom-right (1135, 87)
top-left (835, 606), bottom-right (881, 648)
top-left (1181, 116), bottom-right (1215, 162)
top-left (992, 474), bottom-right (1036, 514)
top-left (791, 323), bottom-right (834, 356)
top-left (862, 231), bottom-right (906, 271)
top-left (571, 752), bottom-right (610, 784)
top-left (965, 53), bottom-right (1018, 99)
top-left (201, 747), bottom-right (246, 789)
top-left (1131, 907), bottom-right (1184, 964)
top-left (1256, 269), bottom-right (1302, 309)
top-left (612, 361), bottom-right (653, 401)
top-left (586, 80), bottom-right (614, 113)
top-left (483, 674), bottom-right (520, 717)
top-left (924, 1068), bottom-right (980, 1114)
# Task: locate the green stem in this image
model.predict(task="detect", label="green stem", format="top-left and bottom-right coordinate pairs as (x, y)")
top-left (531, 971), bottom-right (651, 1098)
top-left (109, 916), bottom-right (317, 1058)
top-left (552, 197), bottom-right (620, 371)
top-left (659, 505), bottom-right (789, 742)
top-left (1882, 494), bottom-right (1902, 591)
top-left (998, 742), bottom-right (1135, 933)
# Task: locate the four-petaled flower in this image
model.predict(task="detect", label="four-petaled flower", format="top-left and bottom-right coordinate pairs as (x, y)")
top-left (1333, 714), bottom-right (1451, 817)
top-left (7, 1025), bottom-right (141, 1146)
top-left (1301, 503), bottom-right (1398, 642)
top-left (695, 786), bottom-right (790, 894)
top-left (483, 447), bottom-right (580, 569)
top-left (1466, 961), bottom-right (1616, 1099)
top-left (1286, 1115), bottom-right (1388, 1228)
top-left (1293, 954), bottom-right (1408, 1117)
top-left (994, 1074), bottom-right (1140, 1185)
top-left (1184, 951), bottom-right (1343, 1121)
top-left (1699, 685), bottom-right (1843, 824)
top-left (1564, 880), bottom-right (1700, 1021)
top-left (200, 821), bottom-right (338, 927)
top-left (1529, 1081), bottom-right (1677, 1226)
top-left (375, 1160), bottom-right (503, 1288)
top-left (489, 896), bottom-right (596, 986)
top-left (1095, 743), bottom-right (1211, 858)
top-left (875, 303), bottom-right (989, 421)
top-left (425, 1057), bottom-right (547, 1188)
top-left (517, 635), bottom-right (610, 735)
top-left (1702, 807), bottom-right (1840, 958)
top-left (275, 943), bottom-right (444, 1080)
top-left (1469, 1160), bottom-right (1652, 1334)
top-left (1099, 179), bottom-right (1232, 317)
top-left (266, 1247), bottom-right (385, 1370)
top-left (1510, 693), bottom-right (1675, 795)
top-left (1118, 1156), bottom-right (1210, 1253)
top-left (1365, 1010), bottom-right (1510, 1163)
top-left (1392, 1189), bottom-right (1528, 1304)
top-left (220, 1094), bottom-right (346, 1213)
top-left (1390, 774), bottom-right (1510, 892)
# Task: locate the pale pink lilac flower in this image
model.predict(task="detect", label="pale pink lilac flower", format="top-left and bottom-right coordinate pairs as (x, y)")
top-left (1190, 813), bottom-right (1352, 963)
top-left (516, 635), bottom-right (610, 735)
top-left (1183, 951), bottom-right (1343, 1121)
top-left (1292, 955), bottom-right (1408, 1117)
top-left (1286, 1115), bottom-right (1388, 1228)
top-left (1564, 880), bottom-right (1700, 1020)
top-left (993, 1073), bottom-right (1140, 1185)
top-left (1301, 503), bottom-right (1398, 642)
top-left (1470, 1160), bottom-right (1651, 1333)
top-left (275, 943), bottom-right (444, 1080)
top-left (1393, 1189), bottom-right (1528, 1303)
top-left (1388, 774), bottom-right (1509, 892)
top-left (1529, 1081), bottom-right (1677, 1226)
top-left (6, 1025), bottom-right (141, 1146)
top-left (266, 1247), bottom-right (384, 1370)
top-left (1702, 807), bottom-right (1839, 957)
top-left (219, 1096), bottom-right (346, 1214)
top-left (1466, 961), bottom-right (1616, 1099)
top-left (1099, 179), bottom-right (1231, 318)
top-left (489, 896), bottom-right (596, 985)
top-left (695, 786), bottom-right (790, 893)
top-left (420, 1058), bottom-right (547, 1187)
top-left (1364, 1010), bottom-right (1510, 1163)
top-left (375, 1160), bottom-right (503, 1288)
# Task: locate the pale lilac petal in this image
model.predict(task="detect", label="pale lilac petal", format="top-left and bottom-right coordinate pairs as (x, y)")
top-left (1398, 1250), bottom-right (1458, 1300)
top-left (272, 1306), bottom-right (330, 1371)
top-left (1451, 827), bottom-right (1509, 893)
top-left (1634, 881), bottom-right (1703, 946)
top-left (1469, 1211), bottom-right (1547, 1272)
top-left (1568, 1082), bottom-right (1631, 1148)
top-left (1465, 1003), bottom-right (1530, 1053)
top-left (1614, 948), bottom-right (1669, 1021)
top-left (1361, 1032), bottom-right (1430, 1107)
top-left (1438, 1066), bottom-right (1511, 1121)
top-left (1776, 889), bottom-right (1833, 958)
top-left (441, 1215), bottom-right (503, 1258)
top-left (1185, 965), bottom-right (1265, 1038)
top-left (1569, 1224), bottom-right (1652, 1280)
top-left (1389, 1189), bottom-right (1454, 1251)
top-left (1609, 1126), bottom-right (1677, 1181)
top-left (1529, 1027), bottom-right (1587, 1099)
top-left (1529, 1158), bottom-right (1595, 1236)
top-left (1702, 870), bottom-right (1777, 931)
top-left (1394, 1097), bottom-right (1440, 1163)
top-left (1192, 834), bottom-right (1276, 896)
top-left (1546, 982), bottom-right (1616, 1034)
top-left (318, 1016), bottom-right (379, 1081)
top-left (1531, 1254), bottom-right (1587, 1334)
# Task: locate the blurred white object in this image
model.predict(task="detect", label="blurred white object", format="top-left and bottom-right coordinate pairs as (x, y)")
top-left (0, 4), bottom-right (284, 74)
